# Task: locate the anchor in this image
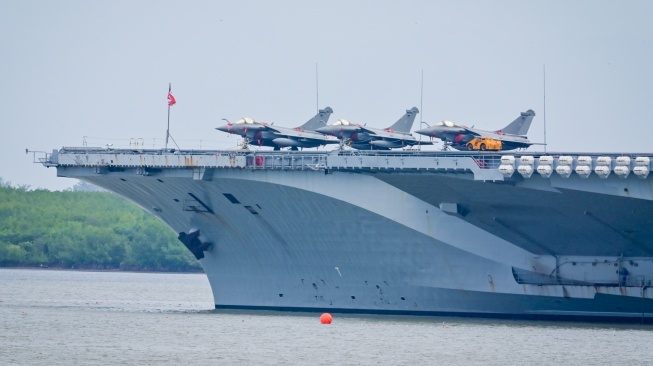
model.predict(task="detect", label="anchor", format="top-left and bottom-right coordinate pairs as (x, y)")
top-left (178, 230), bottom-right (213, 260)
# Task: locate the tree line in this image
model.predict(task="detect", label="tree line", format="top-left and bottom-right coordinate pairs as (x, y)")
top-left (0, 181), bottom-right (201, 272)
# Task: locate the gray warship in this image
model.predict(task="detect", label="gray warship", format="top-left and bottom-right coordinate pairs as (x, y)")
top-left (38, 147), bottom-right (653, 322)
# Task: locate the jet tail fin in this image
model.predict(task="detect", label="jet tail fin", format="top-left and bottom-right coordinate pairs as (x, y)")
top-left (388, 107), bottom-right (419, 133)
top-left (298, 107), bottom-right (333, 131)
top-left (498, 109), bottom-right (536, 135)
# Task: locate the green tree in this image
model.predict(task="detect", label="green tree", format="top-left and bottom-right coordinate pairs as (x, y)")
top-left (0, 184), bottom-right (201, 271)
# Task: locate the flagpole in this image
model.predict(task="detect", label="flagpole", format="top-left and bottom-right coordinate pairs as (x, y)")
top-left (165, 83), bottom-right (171, 150)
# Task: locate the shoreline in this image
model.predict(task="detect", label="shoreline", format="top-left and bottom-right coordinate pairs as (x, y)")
top-left (0, 265), bottom-right (204, 274)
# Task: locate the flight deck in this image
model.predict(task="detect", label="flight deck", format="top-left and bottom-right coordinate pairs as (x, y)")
top-left (39, 147), bottom-right (652, 183)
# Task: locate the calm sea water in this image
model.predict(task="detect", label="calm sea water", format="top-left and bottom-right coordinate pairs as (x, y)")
top-left (1, 268), bottom-right (651, 365)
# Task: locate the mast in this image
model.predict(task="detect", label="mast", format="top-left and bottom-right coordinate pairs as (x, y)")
top-left (543, 65), bottom-right (547, 153)
top-left (418, 70), bottom-right (424, 146)
top-left (316, 63), bottom-right (319, 113)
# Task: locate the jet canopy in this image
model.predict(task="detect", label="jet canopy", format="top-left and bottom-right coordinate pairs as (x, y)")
top-left (332, 119), bottom-right (354, 126)
top-left (234, 118), bottom-right (256, 124)
top-left (435, 121), bottom-right (457, 127)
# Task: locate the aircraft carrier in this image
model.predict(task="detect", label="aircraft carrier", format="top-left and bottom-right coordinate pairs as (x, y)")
top-left (38, 148), bottom-right (653, 322)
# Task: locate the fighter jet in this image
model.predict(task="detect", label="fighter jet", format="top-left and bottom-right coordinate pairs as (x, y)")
top-left (315, 107), bottom-right (428, 150)
top-left (216, 107), bottom-right (337, 150)
top-left (415, 109), bottom-right (536, 151)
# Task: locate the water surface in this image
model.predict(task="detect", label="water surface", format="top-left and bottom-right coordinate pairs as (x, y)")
top-left (1, 269), bottom-right (650, 365)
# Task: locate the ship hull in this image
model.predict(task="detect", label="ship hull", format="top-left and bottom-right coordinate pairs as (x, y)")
top-left (51, 149), bottom-right (653, 322)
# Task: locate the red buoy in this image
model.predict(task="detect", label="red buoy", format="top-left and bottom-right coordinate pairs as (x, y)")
top-left (320, 313), bottom-right (332, 324)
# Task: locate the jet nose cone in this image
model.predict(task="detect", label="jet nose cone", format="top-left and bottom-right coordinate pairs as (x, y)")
top-left (216, 125), bottom-right (231, 133)
top-left (315, 126), bottom-right (331, 135)
top-left (414, 128), bottom-right (430, 135)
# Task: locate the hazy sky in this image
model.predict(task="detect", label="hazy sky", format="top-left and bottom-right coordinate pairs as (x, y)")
top-left (2, 0), bottom-right (652, 190)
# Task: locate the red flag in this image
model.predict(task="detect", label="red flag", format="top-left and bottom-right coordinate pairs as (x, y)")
top-left (168, 91), bottom-right (176, 107)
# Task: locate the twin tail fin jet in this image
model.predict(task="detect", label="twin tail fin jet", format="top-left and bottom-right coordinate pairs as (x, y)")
top-left (315, 107), bottom-right (429, 150)
top-left (216, 107), bottom-right (337, 150)
top-left (415, 109), bottom-right (536, 151)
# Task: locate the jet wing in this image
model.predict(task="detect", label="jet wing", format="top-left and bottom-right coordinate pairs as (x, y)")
top-left (358, 126), bottom-right (379, 135)
top-left (272, 127), bottom-right (337, 142)
top-left (271, 127), bottom-right (314, 138)
top-left (459, 127), bottom-right (483, 137)
top-left (259, 124), bottom-right (282, 133)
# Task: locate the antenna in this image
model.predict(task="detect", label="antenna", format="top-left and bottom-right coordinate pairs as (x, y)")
top-left (316, 63), bottom-right (319, 113)
top-left (418, 69), bottom-right (424, 146)
top-left (543, 64), bottom-right (547, 153)
top-left (420, 69), bottom-right (424, 126)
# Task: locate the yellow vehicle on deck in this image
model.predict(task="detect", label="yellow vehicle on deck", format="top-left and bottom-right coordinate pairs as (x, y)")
top-left (466, 137), bottom-right (503, 151)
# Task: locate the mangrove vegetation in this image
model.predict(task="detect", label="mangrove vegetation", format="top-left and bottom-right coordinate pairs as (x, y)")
top-left (0, 181), bottom-right (201, 272)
